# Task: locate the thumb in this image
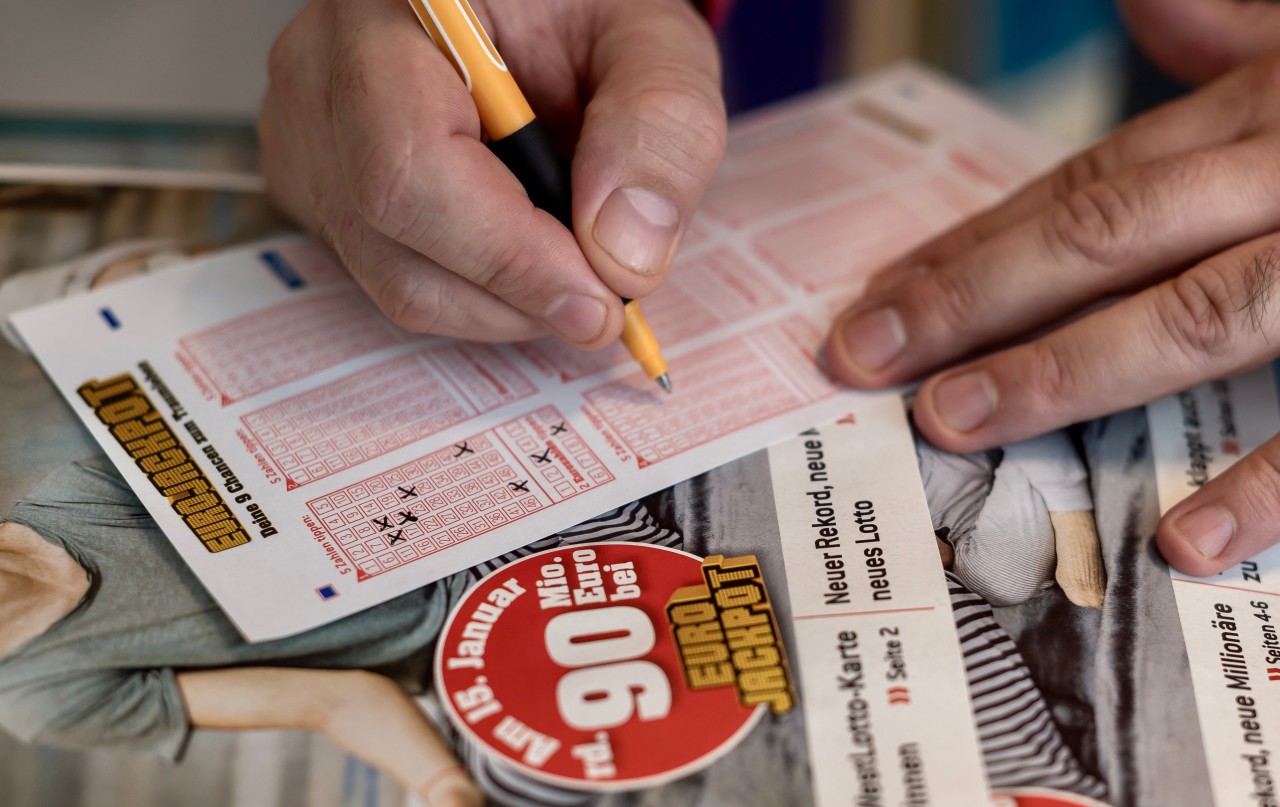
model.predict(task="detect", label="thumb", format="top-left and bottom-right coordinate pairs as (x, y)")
top-left (1157, 434), bottom-right (1280, 576)
top-left (571, 0), bottom-right (726, 299)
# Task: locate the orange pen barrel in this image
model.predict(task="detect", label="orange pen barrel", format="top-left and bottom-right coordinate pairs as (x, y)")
top-left (407, 0), bottom-right (535, 139)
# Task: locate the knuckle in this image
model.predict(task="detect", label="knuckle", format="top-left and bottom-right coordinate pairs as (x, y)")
top-left (615, 82), bottom-right (728, 183)
top-left (1049, 149), bottom-right (1111, 201)
top-left (1242, 447), bottom-right (1280, 522)
top-left (1020, 339), bottom-right (1081, 410)
top-left (372, 260), bottom-right (450, 335)
top-left (1043, 179), bottom-right (1145, 269)
top-left (478, 242), bottom-right (540, 302)
top-left (1161, 266), bottom-right (1241, 362)
top-left (915, 267), bottom-right (984, 335)
top-left (347, 139), bottom-right (428, 242)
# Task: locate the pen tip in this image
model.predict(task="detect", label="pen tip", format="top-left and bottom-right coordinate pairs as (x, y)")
top-left (656, 374), bottom-right (672, 394)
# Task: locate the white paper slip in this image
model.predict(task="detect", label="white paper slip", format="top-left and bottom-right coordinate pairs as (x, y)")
top-left (9, 65), bottom-right (1062, 642)
top-left (769, 401), bottom-right (989, 807)
top-left (1149, 365), bottom-right (1280, 805)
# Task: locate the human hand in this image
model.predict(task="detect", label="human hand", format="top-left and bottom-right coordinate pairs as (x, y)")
top-left (259, 0), bottom-right (725, 346)
top-left (825, 56), bottom-right (1280, 577)
top-left (1120, 0), bottom-right (1280, 84)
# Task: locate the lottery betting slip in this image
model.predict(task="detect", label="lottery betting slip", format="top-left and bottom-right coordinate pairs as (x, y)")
top-left (8, 65), bottom-right (1062, 642)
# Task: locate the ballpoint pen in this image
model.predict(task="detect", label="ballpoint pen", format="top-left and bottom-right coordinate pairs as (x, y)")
top-left (406, 0), bottom-right (673, 393)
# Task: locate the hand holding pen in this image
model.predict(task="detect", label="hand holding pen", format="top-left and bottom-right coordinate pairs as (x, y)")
top-left (259, 0), bottom-right (726, 377)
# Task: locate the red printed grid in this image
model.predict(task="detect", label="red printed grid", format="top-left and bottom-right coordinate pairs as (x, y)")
top-left (912, 173), bottom-right (996, 223)
top-left (752, 192), bottom-right (931, 294)
top-left (178, 288), bottom-right (406, 405)
top-left (748, 315), bottom-right (835, 403)
top-left (241, 346), bottom-right (535, 487)
top-left (681, 218), bottom-right (715, 251)
top-left (725, 109), bottom-right (850, 168)
top-left (515, 339), bottom-right (628, 385)
top-left (704, 130), bottom-right (913, 230)
top-left (583, 335), bottom-right (826, 468)
top-left (670, 247), bottom-right (785, 324)
top-left (948, 140), bottom-right (1039, 193)
top-left (514, 248), bottom-right (785, 383)
top-left (638, 248), bottom-right (788, 343)
top-left (272, 240), bottom-right (352, 287)
top-left (429, 343), bottom-right (536, 413)
top-left (704, 151), bottom-right (862, 229)
top-left (305, 406), bottom-right (613, 580)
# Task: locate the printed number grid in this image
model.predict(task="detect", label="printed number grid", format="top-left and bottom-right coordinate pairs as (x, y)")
top-left (748, 315), bottom-right (836, 403)
top-left (305, 407), bottom-right (612, 580)
top-left (242, 345), bottom-right (536, 488)
top-left (514, 248), bottom-right (785, 384)
top-left (704, 148), bottom-right (884, 230)
top-left (752, 193), bottom-right (929, 294)
top-left (429, 343), bottom-right (536, 412)
top-left (178, 288), bottom-right (405, 405)
top-left (242, 352), bottom-right (467, 488)
top-left (584, 337), bottom-right (819, 468)
top-left (515, 338), bottom-right (627, 385)
top-left (708, 121), bottom-right (914, 229)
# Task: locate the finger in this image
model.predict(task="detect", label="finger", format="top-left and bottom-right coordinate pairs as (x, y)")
top-left (416, 763), bottom-right (483, 807)
top-left (570, 0), bottom-right (726, 298)
top-left (860, 64), bottom-right (1266, 300)
top-left (1157, 434), bottom-right (1280, 577)
top-left (325, 205), bottom-right (546, 342)
top-left (909, 234), bottom-right (1280, 453)
top-left (828, 136), bottom-right (1280, 386)
top-left (1121, 0), bottom-right (1280, 84)
top-left (327, 0), bottom-right (622, 347)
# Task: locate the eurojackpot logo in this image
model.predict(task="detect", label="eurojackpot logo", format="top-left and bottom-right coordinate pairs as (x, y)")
top-left (665, 554), bottom-right (796, 714)
top-left (78, 374), bottom-right (251, 553)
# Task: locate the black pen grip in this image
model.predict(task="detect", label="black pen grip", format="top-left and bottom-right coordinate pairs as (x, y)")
top-left (488, 120), bottom-right (572, 229)
top-left (489, 121), bottom-right (632, 305)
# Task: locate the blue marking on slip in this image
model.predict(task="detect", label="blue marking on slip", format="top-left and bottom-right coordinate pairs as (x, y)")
top-left (261, 250), bottom-right (305, 289)
top-left (100, 308), bottom-right (120, 329)
top-left (317, 584), bottom-right (339, 601)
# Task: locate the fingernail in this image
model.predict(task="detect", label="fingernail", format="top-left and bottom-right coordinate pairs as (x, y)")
top-left (593, 186), bottom-right (680, 276)
top-left (837, 307), bottom-right (907, 372)
top-left (545, 294), bottom-right (609, 343)
top-left (933, 371), bottom-right (997, 433)
top-left (1174, 505), bottom-right (1235, 559)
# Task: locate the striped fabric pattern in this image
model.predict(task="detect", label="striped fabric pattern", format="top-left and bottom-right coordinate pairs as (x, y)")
top-left (947, 572), bottom-right (1109, 800)
top-left (460, 500), bottom-right (683, 585)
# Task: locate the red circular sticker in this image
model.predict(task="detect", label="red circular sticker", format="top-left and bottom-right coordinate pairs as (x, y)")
top-left (435, 543), bottom-right (771, 790)
top-left (993, 790), bottom-right (1113, 807)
